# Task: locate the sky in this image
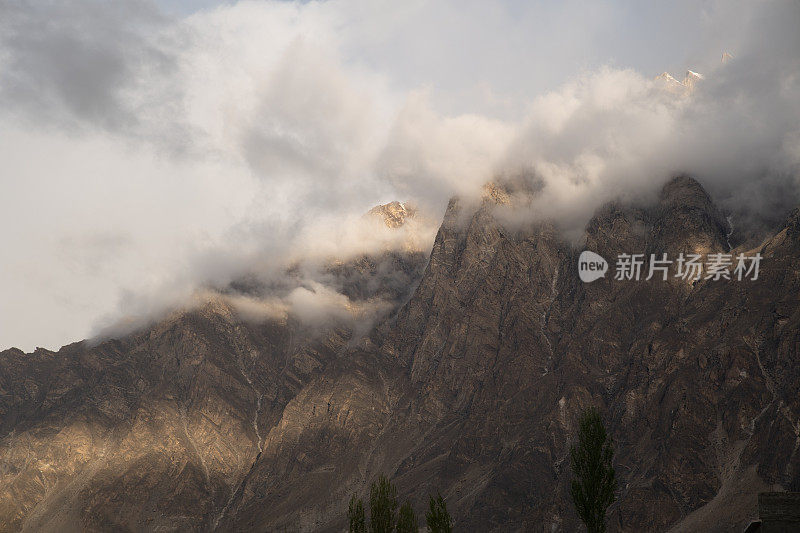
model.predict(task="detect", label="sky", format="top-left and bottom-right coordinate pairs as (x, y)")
top-left (1, 0), bottom-right (799, 351)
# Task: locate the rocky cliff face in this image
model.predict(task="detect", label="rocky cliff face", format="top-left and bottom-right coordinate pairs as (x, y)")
top-left (1, 177), bottom-right (799, 532)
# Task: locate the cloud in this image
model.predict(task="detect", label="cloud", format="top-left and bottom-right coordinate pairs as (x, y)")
top-left (0, 0), bottom-right (173, 132)
top-left (1, 0), bottom-right (799, 351)
top-left (498, 1), bottom-right (800, 238)
top-left (377, 90), bottom-right (515, 211)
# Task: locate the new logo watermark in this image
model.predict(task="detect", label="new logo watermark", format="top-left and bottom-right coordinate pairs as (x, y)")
top-left (578, 250), bottom-right (609, 282)
top-left (577, 251), bottom-right (762, 283)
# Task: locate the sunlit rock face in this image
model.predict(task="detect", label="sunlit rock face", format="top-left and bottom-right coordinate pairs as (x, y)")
top-left (655, 69), bottom-right (704, 96)
top-left (656, 71), bottom-right (689, 95)
top-left (368, 201), bottom-right (418, 229)
top-left (2, 177), bottom-right (800, 532)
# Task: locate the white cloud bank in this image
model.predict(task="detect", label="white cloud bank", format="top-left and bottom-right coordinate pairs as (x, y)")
top-left (1, 0), bottom-right (799, 350)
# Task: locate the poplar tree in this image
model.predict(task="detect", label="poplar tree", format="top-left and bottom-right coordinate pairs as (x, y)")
top-left (397, 500), bottom-right (418, 533)
top-left (369, 475), bottom-right (398, 533)
top-left (425, 493), bottom-right (453, 533)
top-left (570, 407), bottom-right (617, 533)
top-left (348, 494), bottom-right (366, 533)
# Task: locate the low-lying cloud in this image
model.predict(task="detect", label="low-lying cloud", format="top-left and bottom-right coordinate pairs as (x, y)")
top-left (1, 0), bottom-right (798, 351)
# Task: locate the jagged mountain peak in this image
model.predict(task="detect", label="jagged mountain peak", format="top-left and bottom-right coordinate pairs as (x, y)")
top-left (655, 71), bottom-right (685, 94)
top-left (582, 175), bottom-right (728, 258)
top-left (683, 69), bottom-right (703, 90)
top-left (367, 201), bottom-right (417, 228)
top-left (654, 67), bottom-right (704, 95)
top-left (655, 175), bottom-right (730, 254)
top-left (657, 71), bottom-right (680, 84)
top-left (481, 171), bottom-right (543, 207)
top-left (659, 175), bottom-right (714, 207)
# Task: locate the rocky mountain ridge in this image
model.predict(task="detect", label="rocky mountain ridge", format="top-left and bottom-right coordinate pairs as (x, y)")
top-left (1, 176), bottom-right (799, 532)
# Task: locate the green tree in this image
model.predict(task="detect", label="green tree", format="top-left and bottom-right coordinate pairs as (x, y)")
top-left (348, 494), bottom-right (366, 533)
top-left (425, 493), bottom-right (452, 533)
top-left (397, 500), bottom-right (418, 533)
top-left (369, 475), bottom-right (398, 533)
top-left (570, 406), bottom-right (617, 533)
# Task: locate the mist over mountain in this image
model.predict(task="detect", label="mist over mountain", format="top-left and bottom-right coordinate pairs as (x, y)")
top-left (2, 2), bottom-right (800, 532)
top-left (2, 0), bottom-right (800, 351)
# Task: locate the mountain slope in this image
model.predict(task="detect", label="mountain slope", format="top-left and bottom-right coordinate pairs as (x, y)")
top-left (1, 177), bottom-right (799, 532)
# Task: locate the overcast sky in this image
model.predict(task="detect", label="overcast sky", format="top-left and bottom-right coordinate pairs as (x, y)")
top-left (1, 0), bottom-right (798, 351)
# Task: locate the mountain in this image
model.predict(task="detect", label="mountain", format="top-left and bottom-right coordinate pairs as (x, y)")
top-left (683, 70), bottom-right (703, 90)
top-left (655, 69), bottom-right (704, 95)
top-left (655, 72), bottom-right (687, 95)
top-left (2, 177), bottom-right (799, 532)
top-left (367, 201), bottom-right (417, 229)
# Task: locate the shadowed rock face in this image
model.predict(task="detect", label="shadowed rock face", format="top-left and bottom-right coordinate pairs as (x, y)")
top-left (2, 177), bottom-right (799, 532)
